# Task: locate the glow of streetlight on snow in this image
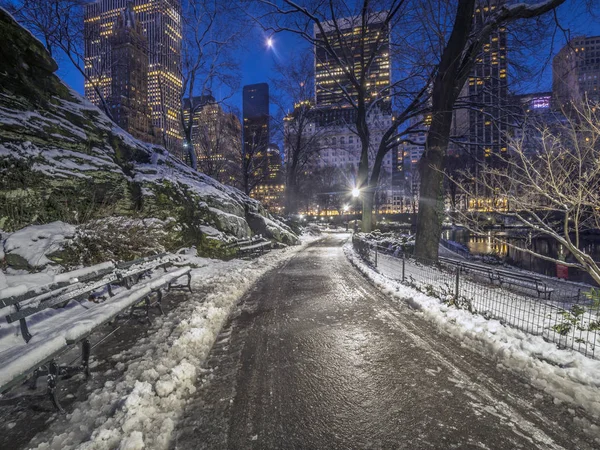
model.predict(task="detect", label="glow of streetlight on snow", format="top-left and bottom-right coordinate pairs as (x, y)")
top-left (352, 187), bottom-right (360, 198)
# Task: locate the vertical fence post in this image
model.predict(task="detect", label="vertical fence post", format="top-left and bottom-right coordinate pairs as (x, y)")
top-left (374, 245), bottom-right (378, 268)
top-left (454, 267), bottom-right (460, 301)
top-left (402, 253), bottom-right (406, 283)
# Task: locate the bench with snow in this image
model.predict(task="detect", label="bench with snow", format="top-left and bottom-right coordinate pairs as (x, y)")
top-left (226, 236), bottom-right (272, 258)
top-left (440, 257), bottom-right (554, 299)
top-left (439, 257), bottom-right (499, 284)
top-left (493, 268), bottom-right (554, 299)
top-left (0, 254), bottom-right (193, 411)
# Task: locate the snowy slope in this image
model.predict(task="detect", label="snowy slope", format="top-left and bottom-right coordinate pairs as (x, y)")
top-left (0, 7), bottom-right (296, 263)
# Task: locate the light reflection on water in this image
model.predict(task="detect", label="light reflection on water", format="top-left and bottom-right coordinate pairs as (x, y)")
top-left (443, 229), bottom-right (600, 285)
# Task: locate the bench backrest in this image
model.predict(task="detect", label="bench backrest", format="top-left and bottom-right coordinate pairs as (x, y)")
top-left (0, 262), bottom-right (116, 310)
top-left (2, 254), bottom-right (180, 341)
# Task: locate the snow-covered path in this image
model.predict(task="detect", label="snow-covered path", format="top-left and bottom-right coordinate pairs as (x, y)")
top-left (174, 234), bottom-right (598, 449)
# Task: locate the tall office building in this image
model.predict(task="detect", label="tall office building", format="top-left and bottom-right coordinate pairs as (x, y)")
top-left (84, 0), bottom-right (183, 154)
top-left (553, 36), bottom-right (600, 109)
top-left (314, 13), bottom-right (391, 108)
top-left (251, 144), bottom-right (285, 213)
top-left (242, 83), bottom-right (270, 158)
top-left (106, 3), bottom-right (155, 143)
top-left (461, 2), bottom-right (509, 162)
top-left (183, 95), bottom-right (241, 184)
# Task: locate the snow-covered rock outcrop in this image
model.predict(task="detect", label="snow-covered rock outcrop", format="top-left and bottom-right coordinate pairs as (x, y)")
top-left (0, 8), bottom-right (296, 268)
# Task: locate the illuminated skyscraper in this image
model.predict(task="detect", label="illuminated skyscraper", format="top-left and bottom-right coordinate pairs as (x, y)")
top-left (84, 0), bottom-right (183, 154)
top-left (314, 13), bottom-right (391, 108)
top-left (553, 36), bottom-right (600, 109)
top-left (463, 3), bottom-right (509, 161)
top-left (106, 2), bottom-right (155, 143)
top-left (183, 95), bottom-right (242, 184)
top-left (242, 83), bottom-right (270, 158)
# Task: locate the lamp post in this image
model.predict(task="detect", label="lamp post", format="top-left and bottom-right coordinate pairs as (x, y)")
top-left (343, 204), bottom-right (349, 231)
top-left (351, 188), bottom-right (360, 232)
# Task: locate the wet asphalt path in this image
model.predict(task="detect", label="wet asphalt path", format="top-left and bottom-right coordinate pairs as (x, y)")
top-left (173, 234), bottom-right (596, 450)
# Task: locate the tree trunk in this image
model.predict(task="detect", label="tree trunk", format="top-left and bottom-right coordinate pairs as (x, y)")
top-left (414, 0), bottom-right (477, 262)
top-left (285, 178), bottom-right (298, 216)
top-left (361, 190), bottom-right (374, 232)
top-left (414, 134), bottom-right (447, 262)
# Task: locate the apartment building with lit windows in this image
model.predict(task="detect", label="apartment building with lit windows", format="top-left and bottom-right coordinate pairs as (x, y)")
top-left (183, 95), bottom-right (241, 185)
top-left (314, 13), bottom-right (391, 108)
top-left (553, 36), bottom-right (600, 109)
top-left (106, 2), bottom-right (155, 143)
top-left (457, 2), bottom-right (509, 163)
top-left (84, 0), bottom-right (183, 155)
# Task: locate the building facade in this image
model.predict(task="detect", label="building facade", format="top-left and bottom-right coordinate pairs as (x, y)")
top-left (250, 144), bottom-right (285, 213)
top-left (183, 95), bottom-right (241, 185)
top-left (106, 3), bottom-right (155, 143)
top-left (459, 3), bottom-right (509, 164)
top-left (314, 13), bottom-right (391, 108)
top-left (242, 83), bottom-right (270, 157)
top-left (553, 36), bottom-right (600, 110)
top-left (84, 0), bottom-right (183, 154)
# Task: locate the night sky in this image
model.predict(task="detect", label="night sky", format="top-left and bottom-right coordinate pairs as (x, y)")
top-left (56, 2), bottom-right (600, 117)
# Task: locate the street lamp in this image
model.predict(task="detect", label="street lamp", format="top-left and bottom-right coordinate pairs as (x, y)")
top-left (343, 204), bottom-right (349, 231)
top-left (352, 187), bottom-right (360, 198)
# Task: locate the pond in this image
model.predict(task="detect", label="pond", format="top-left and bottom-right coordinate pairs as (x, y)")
top-left (442, 228), bottom-right (600, 286)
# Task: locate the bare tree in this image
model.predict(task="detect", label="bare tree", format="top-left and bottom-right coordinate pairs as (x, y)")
top-left (450, 101), bottom-right (600, 285)
top-left (2, 0), bottom-right (116, 119)
top-left (192, 101), bottom-right (242, 184)
top-left (231, 117), bottom-right (273, 195)
top-left (254, 0), bottom-right (432, 231)
top-left (412, 0), bottom-right (567, 262)
top-left (175, 0), bottom-right (243, 167)
top-left (271, 55), bottom-right (325, 215)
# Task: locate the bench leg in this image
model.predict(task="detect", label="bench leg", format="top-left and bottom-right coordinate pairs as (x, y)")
top-left (107, 284), bottom-right (114, 297)
top-left (145, 296), bottom-right (152, 324)
top-left (19, 317), bottom-right (33, 343)
top-left (156, 290), bottom-right (165, 315)
top-left (186, 272), bottom-right (192, 293)
top-left (47, 361), bottom-right (64, 413)
top-left (29, 368), bottom-right (40, 390)
top-left (81, 339), bottom-right (91, 379)
top-left (14, 303), bottom-right (32, 343)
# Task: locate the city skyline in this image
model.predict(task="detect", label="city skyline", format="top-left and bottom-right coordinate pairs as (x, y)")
top-left (58, 2), bottom-right (599, 119)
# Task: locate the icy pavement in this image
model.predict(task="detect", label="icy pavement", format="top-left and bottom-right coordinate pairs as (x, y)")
top-left (1, 235), bottom-right (318, 450)
top-left (174, 234), bottom-right (599, 449)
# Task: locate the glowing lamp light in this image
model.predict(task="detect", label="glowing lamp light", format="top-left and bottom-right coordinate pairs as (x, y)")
top-left (352, 187), bottom-right (360, 198)
top-left (343, 204), bottom-right (349, 212)
top-left (267, 37), bottom-right (274, 48)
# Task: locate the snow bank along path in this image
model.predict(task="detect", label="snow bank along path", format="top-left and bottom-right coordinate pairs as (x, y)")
top-left (29, 235), bottom-right (321, 450)
top-left (344, 243), bottom-right (600, 441)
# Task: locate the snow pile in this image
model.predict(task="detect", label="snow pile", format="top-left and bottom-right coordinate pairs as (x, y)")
top-left (344, 243), bottom-right (600, 438)
top-left (2, 222), bottom-right (75, 270)
top-left (357, 230), bottom-right (414, 253)
top-left (28, 235), bottom-right (322, 450)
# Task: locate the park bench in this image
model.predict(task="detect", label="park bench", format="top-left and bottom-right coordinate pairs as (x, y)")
top-left (0, 254), bottom-right (193, 411)
top-left (440, 257), bottom-right (554, 299)
top-left (439, 257), bottom-right (499, 284)
top-left (493, 268), bottom-right (554, 299)
top-left (226, 236), bottom-right (272, 258)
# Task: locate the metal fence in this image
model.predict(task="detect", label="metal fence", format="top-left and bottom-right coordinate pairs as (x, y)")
top-left (352, 235), bottom-right (600, 359)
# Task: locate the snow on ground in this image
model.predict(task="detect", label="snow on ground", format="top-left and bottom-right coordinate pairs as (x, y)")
top-left (27, 233), bottom-right (321, 450)
top-left (2, 222), bottom-right (76, 270)
top-left (344, 242), bottom-right (600, 440)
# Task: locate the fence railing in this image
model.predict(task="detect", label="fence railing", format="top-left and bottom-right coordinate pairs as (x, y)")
top-left (352, 235), bottom-right (600, 359)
